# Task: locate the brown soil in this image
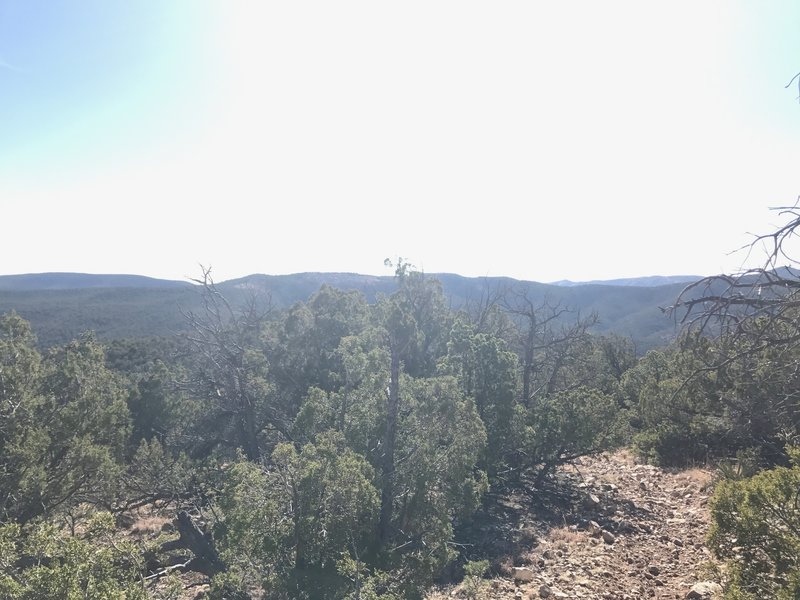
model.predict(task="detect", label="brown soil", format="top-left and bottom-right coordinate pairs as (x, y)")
top-left (432, 451), bottom-right (722, 599)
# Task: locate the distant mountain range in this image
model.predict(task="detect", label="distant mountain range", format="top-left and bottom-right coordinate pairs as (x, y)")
top-left (550, 275), bottom-right (703, 287)
top-left (0, 272), bottom-right (190, 291)
top-left (0, 272), bottom-right (705, 351)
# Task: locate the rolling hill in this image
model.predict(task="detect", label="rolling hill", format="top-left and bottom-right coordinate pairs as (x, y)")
top-left (0, 272), bottom-right (190, 291)
top-left (0, 272), bottom-right (700, 351)
top-left (550, 275), bottom-right (703, 287)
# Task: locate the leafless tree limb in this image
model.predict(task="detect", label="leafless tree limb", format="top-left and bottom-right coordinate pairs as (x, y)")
top-left (667, 202), bottom-right (800, 347)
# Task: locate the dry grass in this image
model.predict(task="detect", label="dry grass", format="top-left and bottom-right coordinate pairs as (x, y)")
top-left (609, 448), bottom-right (638, 466)
top-left (678, 467), bottom-right (714, 492)
top-left (130, 513), bottom-right (173, 536)
top-left (493, 555), bottom-right (514, 577)
top-left (546, 526), bottom-right (585, 546)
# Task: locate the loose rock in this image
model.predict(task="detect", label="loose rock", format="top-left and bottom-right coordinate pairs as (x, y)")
top-left (686, 581), bottom-right (723, 598)
top-left (602, 530), bottom-right (616, 544)
top-left (432, 452), bottom-right (716, 600)
top-left (512, 567), bottom-right (535, 583)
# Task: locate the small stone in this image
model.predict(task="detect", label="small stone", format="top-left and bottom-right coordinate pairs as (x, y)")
top-left (686, 581), bottom-right (723, 598)
top-left (588, 520), bottom-right (602, 536)
top-left (512, 567), bottom-right (535, 582)
top-left (115, 513), bottom-right (136, 528)
top-left (539, 584), bottom-right (552, 598)
top-left (647, 565), bottom-right (660, 576)
top-left (601, 530), bottom-right (616, 544)
top-left (519, 526), bottom-right (539, 543)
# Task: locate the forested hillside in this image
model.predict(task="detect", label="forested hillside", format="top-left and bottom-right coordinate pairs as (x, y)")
top-left (3, 240), bottom-right (800, 598)
top-left (0, 271), bottom-right (694, 350)
top-left (0, 262), bottom-right (634, 599)
top-left (2, 0), bottom-right (795, 597)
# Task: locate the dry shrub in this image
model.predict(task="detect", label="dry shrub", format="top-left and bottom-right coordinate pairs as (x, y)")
top-left (493, 555), bottom-right (514, 577)
top-left (546, 526), bottom-right (584, 546)
top-left (679, 467), bottom-right (714, 492)
top-left (131, 513), bottom-right (172, 536)
top-left (612, 448), bottom-right (637, 465)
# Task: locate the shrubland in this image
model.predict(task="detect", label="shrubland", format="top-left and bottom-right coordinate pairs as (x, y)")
top-left (628, 204), bottom-right (800, 598)
top-left (7, 229), bottom-right (800, 597)
top-left (0, 262), bottom-right (639, 598)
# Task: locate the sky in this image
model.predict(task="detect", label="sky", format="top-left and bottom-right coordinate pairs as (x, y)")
top-left (1, 1), bottom-right (800, 284)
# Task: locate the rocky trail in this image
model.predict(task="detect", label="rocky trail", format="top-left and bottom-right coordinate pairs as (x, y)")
top-left (434, 451), bottom-right (723, 600)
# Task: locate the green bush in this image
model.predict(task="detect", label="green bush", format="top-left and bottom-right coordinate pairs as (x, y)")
top-left (515, 386), bottom-right (624, 484)
top-left (709, 448), bottom-right (800, 598)
top-left (214, 433), bottom-right (380, 598)
top-left (462, 560), bottom-right (490, 599)
top-left (0, 513), bottom-right (148, 600)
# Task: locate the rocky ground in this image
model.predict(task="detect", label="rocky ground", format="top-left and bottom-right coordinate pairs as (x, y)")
top-left (432, 451), bottom-right (724, 600)
top-left (126, 450), bottom-right (723, 599)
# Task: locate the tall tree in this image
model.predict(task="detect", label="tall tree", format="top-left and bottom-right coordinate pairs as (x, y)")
top-left (439, 317), bottom-right (518, 474)
top-left (375, 284), bottom-right (416, 545)
top-left (180, 269), bottom-right (279, 462)
top-left (502, 287), bottom-right (597, 406)
top-left (0, 313), bottom-right (130, 523)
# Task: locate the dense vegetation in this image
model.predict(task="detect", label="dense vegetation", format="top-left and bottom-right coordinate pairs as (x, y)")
top-left (0, 263), bottom-right (638, 599)
top-left (0, 271), bottom-right (693, 350)
top-left (4, 231), bottom-right (800, 597)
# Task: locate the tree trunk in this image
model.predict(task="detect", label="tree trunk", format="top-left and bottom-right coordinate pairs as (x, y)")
top-left (378, 345), bottom-right (401, 545)
top-left (522, 323), bottom-right (535, 407)
top-left (339, 386), bottom-right (348, 433)
top-left (545, 354), bottom-right (565, 396)
top-left (238, 398), bottom-right (261, 462)
top-left (232, 372), bottom-right (261, 462)
top-left (292, 483), bottom-right (307, 569)
top-left (165, 510), bottom-right (225, 576)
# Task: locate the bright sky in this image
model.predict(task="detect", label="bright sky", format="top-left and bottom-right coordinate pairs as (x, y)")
top-left (2, 1), bottom-right (800, 283)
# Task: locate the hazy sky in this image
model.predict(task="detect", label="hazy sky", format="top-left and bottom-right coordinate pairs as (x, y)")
top-left (2, 1), bottom-right (800, 283)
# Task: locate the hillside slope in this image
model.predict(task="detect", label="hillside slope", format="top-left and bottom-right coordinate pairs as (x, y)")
top-left (429, 452), bottom-right (719, 600)
top-left (0, 272), bottom-right (189, 291)
top-left (0, 272), bottom-right (697, 349)
top-left (551, 275), bottom-right (703, 287)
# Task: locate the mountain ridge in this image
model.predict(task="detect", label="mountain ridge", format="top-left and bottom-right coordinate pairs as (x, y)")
top-left (549, 275), bottom-right (703, 287)
top-left (0, 271), bottom-right (702, 291)
top-left (0, 271), bottom-right (703, 351)
top-left (0, 272), bottom-right (191, 291)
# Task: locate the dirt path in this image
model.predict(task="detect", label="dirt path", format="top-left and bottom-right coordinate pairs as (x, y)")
top-left (433, 452), bottom-right (722, 599)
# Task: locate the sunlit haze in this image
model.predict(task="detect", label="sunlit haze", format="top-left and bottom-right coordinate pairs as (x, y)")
top-left (2, 1), bottom-right (800, 283)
